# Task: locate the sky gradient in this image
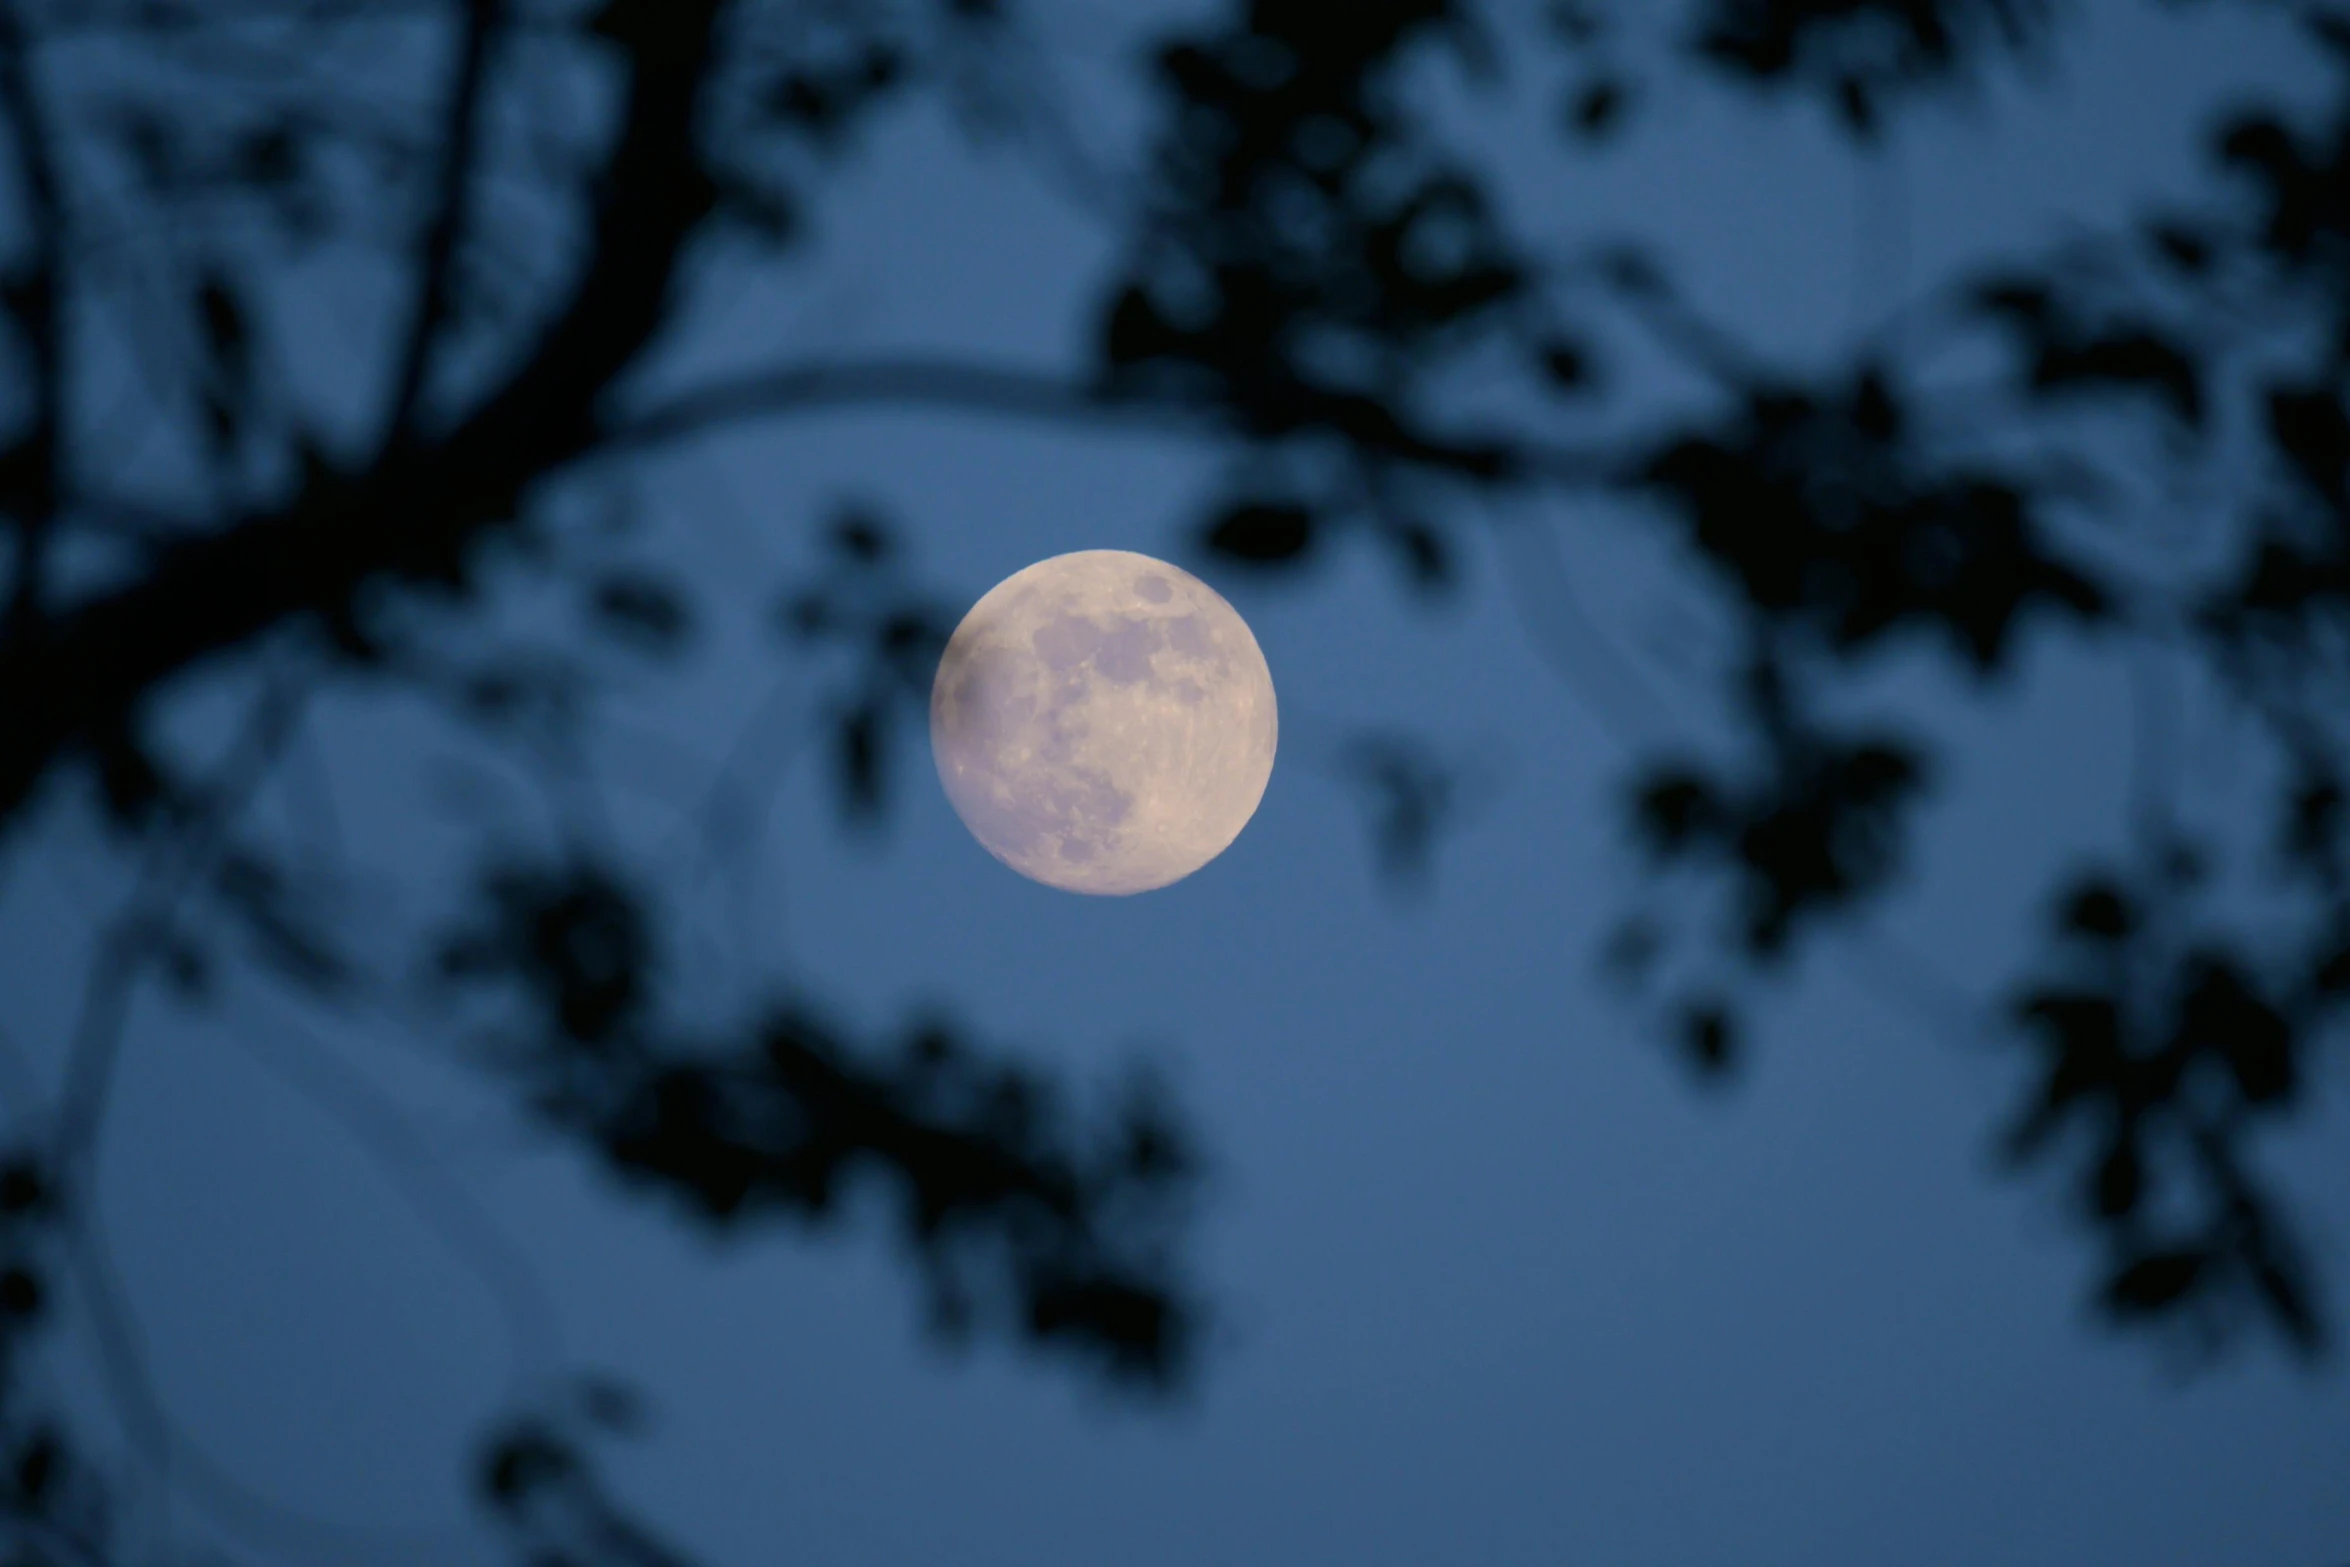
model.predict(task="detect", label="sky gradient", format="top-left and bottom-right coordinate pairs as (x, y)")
top-left (2, 2), bottom-right (2345, 1564)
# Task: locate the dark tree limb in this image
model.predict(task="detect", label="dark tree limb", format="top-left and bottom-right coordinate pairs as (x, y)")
top-left (605, 352), bottom-right (1632, 488)
top-left (381, 0), bottom-right (510, 450)
top-left (0, 0), bottom-right (65, 632)
top-left (0, 0), bottom-right (727, 832)
top-left (604, 356), bottom-right (1167, 452)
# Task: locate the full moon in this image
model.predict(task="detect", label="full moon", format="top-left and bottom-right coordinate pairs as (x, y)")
top-left (930, 550), bottom-right (1277, 895)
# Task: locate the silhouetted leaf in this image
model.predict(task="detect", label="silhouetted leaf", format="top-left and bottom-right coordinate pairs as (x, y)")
top-left (1383, 518), bottom-right (1452, 592)
top-left (2316, 937), bottom-right (2350, 996)
top-left (2146, 218), bottom-right (2214, 274)
top-left (1566, 78), bottom-right (1628, 140)
top-left (479, 1424), bottom-right (575, 1506)
top-left (0, 1267), bottom-right (42, 1323)
top-left (1645, 373), bottom-right (2106, 671)
top-left (588, 573), bottom-right (693, 655)
top-left (830, 507), bottom-right (894, 563)
top-left (2103, 1248), bottom-right (2205, 1316)
top-left (1204, 500), bottom-right (1315, 565)
top-left (438, 863), bottom-right (652, 1047)
top-left (2091, 1141), bottom-right (2141, 1219)
top-left (195, 273), bottom-right (250, 454)
top-left (1537, 338), bottom-right (1594, 391)
top-left (1693, 0), bottom-right (2049, 130)
top-left (158, 931), bottom-right (213, 999)
top-left (2268, 381), bottom-right (2349, 511)
top-left (877, 609), bottom-right (948, 686)
top-left (1679, 999), bottom-right (1739, 1078)
top-left (834, 697), bottom-right (887, 823)
top-left (1634, 768), bottom-right (1722, 855)
top-left (92, 724), bottom-right (168, 826)
top-left (577, 1376), bottom-right (645, 1434)
top-left (2060, 876), bottom-right (2133, 941)
top-left (2249, 1245), bottom-right (2324, 1353)
top-left (716, 173), bottom-right (801, 244)
top-left (13, 1431), bottom-right (55, 1504)
top-left (1338, 732), bottom-right (1464, 894)
top-left (2178, 954), bottom-right (2295, 1105)
top-left (2284, 777), bottom-right (2342, 866)
top-left (1836, 74), bottom-right (1877, 138)
top-left (0, 1160), bottom-right (48, 1216)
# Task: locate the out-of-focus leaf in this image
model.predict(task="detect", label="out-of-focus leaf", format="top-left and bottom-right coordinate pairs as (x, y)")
top-left (1566, 78), bottom-right (1629, 140)
top-left (1203, 499), bottom-right (1315, 565)
top-left (587, 572), bottom-right (694, 656)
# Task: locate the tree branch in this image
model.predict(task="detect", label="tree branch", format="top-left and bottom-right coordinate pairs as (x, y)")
top-left (381, 0), bottom-right (509, 449)
top-left (601, 357), bottom-right (1160, 453)
top-left (0, 0), bottom-right (728, 831)
top-left (598, 355), bottom-right (1634, 492)
top-left (0, 0), bottom-right (65, 632)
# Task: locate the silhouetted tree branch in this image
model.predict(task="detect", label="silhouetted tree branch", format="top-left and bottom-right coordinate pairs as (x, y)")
top-left (382, 0), bottom-right (510, 449)
top-left (0, 2), bottom-right (63, 630)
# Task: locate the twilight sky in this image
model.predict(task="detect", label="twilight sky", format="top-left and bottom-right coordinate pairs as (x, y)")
top-left (3, 2), bottom-right (2346, 1564)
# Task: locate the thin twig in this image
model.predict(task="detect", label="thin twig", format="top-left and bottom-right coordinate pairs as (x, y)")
top-left (229, 994), bottom-right (567, 1395)
top-left (601, 354), bottom-right (1631, 491)
top-left (602, 357), bottom-right (1184, 453)
top-left (52, 669), bottom-right (309, 1180)
top-left (1488, 492), bottom-right (1678, 746)
top-left (382, 0), bottom-right (509, 448)
top-left (0, 0), bottom-right (66, 631)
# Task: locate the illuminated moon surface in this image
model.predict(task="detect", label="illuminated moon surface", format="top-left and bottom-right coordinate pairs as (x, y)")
top-left (930, 550), bottom-right (1278, 895)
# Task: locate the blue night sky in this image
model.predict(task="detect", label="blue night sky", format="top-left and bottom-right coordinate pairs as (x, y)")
top-left (3, 2), bottom-right (2346, 1564)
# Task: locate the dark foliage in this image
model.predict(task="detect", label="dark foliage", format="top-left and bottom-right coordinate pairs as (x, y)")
top-left (436, 858), bottom-right (1197, 1383)
top-left (479, 1394), bottom-right (698, 1567)
top-left (2004, 866), bottom-right (2338, 1355)
top-left (0, 1150), bottom-right (106, 1567)
top-left (1634, 718), bottom-right (1929, 958)
top-left (1333, 731), bottom-right (1486, 897)
top-left (1642, 369), bottom-right (2107, 669)
top-left (775, 505), bottom-right (959, 827)
top-left (1695, 0), bottom-right (2050, 134)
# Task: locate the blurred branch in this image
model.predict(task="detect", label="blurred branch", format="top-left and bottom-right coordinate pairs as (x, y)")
top-left (0, 0), bottom-right (64, 631)
top-left (0, 0), bottom-right (728, 829)
top-left (51, 672), bottom-right (309, 1179)
top-left (382, 0), bottom-right (509, 449)
top-left (1329, 729), bottom-right (1503, 899)
top-left (603, 356), bottom-right (1634, 491)
top-left (604, 356), bottom-right (1209, 451)
top-left (479, 1405), bottom-right (699, 1567)
top-left (1491, 495), bottom-right (1677, 746)
top-left (45, 0), bottom-right (451, 33)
